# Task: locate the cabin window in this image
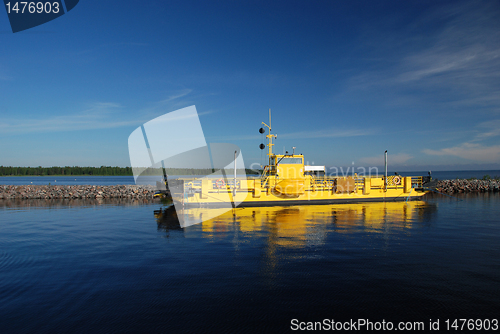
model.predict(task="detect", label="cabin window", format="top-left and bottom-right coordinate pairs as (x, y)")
top-left (278, 157), bottom-right (303, 164)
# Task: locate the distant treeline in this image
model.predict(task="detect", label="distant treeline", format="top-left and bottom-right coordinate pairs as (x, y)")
top-left (138, 167), bottom-right (259, 176)
top-left (0, 166), bottom-right (260, 176)
top-left (0, 166), bottom-right (133, 176)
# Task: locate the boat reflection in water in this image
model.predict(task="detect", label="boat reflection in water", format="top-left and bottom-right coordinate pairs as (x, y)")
top-left (156, 200), bottom-right (437, 246)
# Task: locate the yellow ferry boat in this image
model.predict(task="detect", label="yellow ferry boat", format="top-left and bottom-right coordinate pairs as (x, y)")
top-left (158, 112), bottom-right (429, 208)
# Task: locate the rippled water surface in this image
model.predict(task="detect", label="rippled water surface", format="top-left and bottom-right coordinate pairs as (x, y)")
top-left (1, 193), bottom-right (499, 333)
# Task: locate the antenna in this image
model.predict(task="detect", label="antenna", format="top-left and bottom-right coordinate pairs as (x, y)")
top-left (269, 108), bottom-right (271, 131)
top-left (261, 109), bottom-right (277, 161)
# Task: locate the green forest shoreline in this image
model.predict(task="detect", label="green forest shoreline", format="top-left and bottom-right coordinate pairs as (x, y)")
top-left (0, 166), bottom-right (260, 177)
top-left (0, 166), bottom-right (132, 176)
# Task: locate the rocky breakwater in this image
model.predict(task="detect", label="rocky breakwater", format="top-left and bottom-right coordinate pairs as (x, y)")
top-left (0, 185), bottom-right (157, 200)
top-left (436, 179), bottom-right (500, 193)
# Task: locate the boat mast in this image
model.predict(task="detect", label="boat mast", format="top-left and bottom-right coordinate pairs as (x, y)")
top-left (261, 108), bottom-right (277, 164)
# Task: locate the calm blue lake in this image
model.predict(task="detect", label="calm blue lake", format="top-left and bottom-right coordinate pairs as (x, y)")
top-left (1, 179), bottom-right (499, 332)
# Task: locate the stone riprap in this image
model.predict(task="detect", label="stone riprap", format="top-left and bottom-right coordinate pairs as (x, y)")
top-left (2, 180), bottom-right (499, 199)
top-left (0, 185), bottom-right (158, 200)
top-left (436, 179), bottom-right (499, 193)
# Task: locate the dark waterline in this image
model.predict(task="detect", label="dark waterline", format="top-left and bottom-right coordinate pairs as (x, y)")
top-left (1, 193), bottom-right (499, 333)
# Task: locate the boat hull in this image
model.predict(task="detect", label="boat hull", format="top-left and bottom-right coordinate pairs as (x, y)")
top-left (169, 176), bottom-right (428, 208)
top-left (177, 195), bottom-right (425, 208)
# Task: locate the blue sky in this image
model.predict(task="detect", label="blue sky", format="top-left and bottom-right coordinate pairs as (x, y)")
top-left (1, 0), bottom-right (500, 171)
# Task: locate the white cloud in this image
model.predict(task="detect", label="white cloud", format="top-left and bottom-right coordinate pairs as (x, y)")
top-left (348, 1), bottom-right (500, 109)
top-left (139, 89), bottom-right (196, 116)
top-left (474, 119), bottom-right (500, 141)
top-left (423, 143), bottom-right (500, 163)
top-left (90, 102), bottom-right (122, 109)
top-left (420, 119), bottom-right (500, 163)
top-left (279, 128), bottom-right (376, 139)
top-left (159, 89), bottom-right (193, 104)
top-left (0, 102), bottom-right (137, 134)
top-left (208, 127), bottom-right (376, 142)
top-left (0, 92), bottom-right (213, 135)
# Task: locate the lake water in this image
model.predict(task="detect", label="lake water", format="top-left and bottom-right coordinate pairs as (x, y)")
top-left (1, 178), bottom-right (499, 332)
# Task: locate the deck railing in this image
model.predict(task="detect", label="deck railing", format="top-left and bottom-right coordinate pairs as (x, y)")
top-left (178, 174), bottom-right (425, 194)
top-left (411, 176), bottom-right (423, 188)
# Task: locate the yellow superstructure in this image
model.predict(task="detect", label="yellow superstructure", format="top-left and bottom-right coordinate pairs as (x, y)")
top-left (163, 111), bottom-right (429, 208)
